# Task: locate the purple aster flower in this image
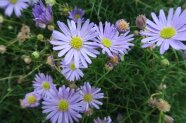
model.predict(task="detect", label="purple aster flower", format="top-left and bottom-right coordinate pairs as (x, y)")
top-left (32, 1), bottom-right (53, 29)
top-left (140, 7), bottom-right (186, 54)
top-left (50, 19), bottom-right (99, 68)
top-left (33, 73), bottom-right (57, 99)
top-left (69, 6), bottom-right (85, 22)
top-left (0, 0), bottom-right (29, 17)
top-left (20, 91), bottom-right (41, 108)
top-left (28, 0), bottom-right (39, 5)
top-left (42, 85), bottom-right (83, 123)
top-left (61, 60), bottom-right (85, 82)
top-left (94, 116), bottom-right (112, 123)
top-left (79, 82), bottom-right (104, 111)
top-left (95, 22), bottom-right (134, 57)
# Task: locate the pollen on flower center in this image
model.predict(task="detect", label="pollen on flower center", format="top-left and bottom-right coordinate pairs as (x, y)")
top-left (42, 82), bottom-right (50, 90)
top-left (83, 94), bottom-right (93, 103)
top-left (70, 63), bottom-right (76, 70)
top-left (160, 27), bottom-right (176, 39)
top-left (27, 95), bottom-right (36, 104)
top-left (101, 38), bottom-right (112, 48)
top-left (10, 0), bottom-right (17, 4)
top-left (75, 14), bottom-right (80, 19)
top-left (70, 36), bottom-right (83, 49)
top-left (58, 100), bottom-right (69, 112)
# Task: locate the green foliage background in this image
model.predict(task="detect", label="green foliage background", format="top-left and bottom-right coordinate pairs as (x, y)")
top-left (0, 0), bottom-right (186, 123)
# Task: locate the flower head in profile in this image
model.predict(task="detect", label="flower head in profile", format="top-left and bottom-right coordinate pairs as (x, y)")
top-left (33, 73), bottom-right (57, 99)
top-left (20, 92), bottom-right (41, 108)
top-left (61, 60), bottom-right (85, 82)
top-left (140, 7), bottom-right (186, 54)
top-left (32, 1), bottom-right (53, 29)
top-left (42, 85), bottom-right (83, 123)
top-left (28, 0), bottom-right (39, 5)
top-left (69, 6), bottom-right (85, 22)
top-left (95, 22), bottom-right (134, 57)
top-left (50, 19), bottom-right (99, 68)
top-left (94, 116), bottom-right (112, 123)
top-left (79, 82), bottom-right (104, 111)
top-left (0, 0), bottom-right (29, 17)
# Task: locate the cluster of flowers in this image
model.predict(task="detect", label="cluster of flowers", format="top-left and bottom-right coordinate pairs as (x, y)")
top-left (20, 73), bottom-right (111, 123)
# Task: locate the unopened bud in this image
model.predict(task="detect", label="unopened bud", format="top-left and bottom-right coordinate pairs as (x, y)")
top-left (8, 25), bottom-right (13, 30)
top-left (0, 45), bottom-right (7, 54)
top-left (115, 19), bottom-right (130, 33)
top-left (47, 25), bottom-right (54, 31)
top-left (45, 0), bottom-right (56, 6)
top-left (105, 63), bottom-right (113, 71)
top-left (133, 30), bottom-right (139, 36)
top-left (32, 51), bottom-right (40, 59)
top-left (37, 34), bottom-right (44, 41)
top-left (84, 108), bottom-right (94, 116)
top-left (136, 15), bottom-right (146, 30)
top-left (24, 56), bottom-right (32, 64)
top-left (161, 58), bottom-right (170, 66)
top-left (164, 115), bottom-right (174, 123)
top-left (0, 15), bottom-right (4, 23)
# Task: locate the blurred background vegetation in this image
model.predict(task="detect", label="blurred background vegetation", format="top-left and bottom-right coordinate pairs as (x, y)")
top-left (0, 0), bottom-right (186, 123)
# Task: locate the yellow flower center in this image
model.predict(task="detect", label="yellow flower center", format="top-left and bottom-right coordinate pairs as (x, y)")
top-left (58, 100), bottom-right (69, 112)
top-left (42, 82), bottom-right (50, 90)
top-left (101, 38), bottom-right (112, 48)
top-left (75, 14), bottom-right (80, 19)
top-left (10, 0), bottom-right (17, 4)
top-left (70, 63), bottom-right (76, 70)
top-left (70, 37), bottom-right (83, 49)
top-left (27, 95), bottom-right (36, 104)
top-left (83, 94), bottom-right (93, 103)
top-left (160, 27), bottom-right (176, 39)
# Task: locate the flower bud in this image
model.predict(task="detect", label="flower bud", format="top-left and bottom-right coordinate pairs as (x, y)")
top-left (37, 34), bottom-right (44, 41)
top-left (115, 19), bottom-right (130, 33)
top-left (0, 15), bottom-right (4, 23)
top-left (32, 51), bottom-right (40, 59)
top-left (0, 45), bottom-right (7, 54)
top-left (161, 58), bottom-right (170, 66)
top-left (46, 55), bottom-right (55, 67)
top-left (45, 0), bottom-right (56, 6)
top-left (47, 25), bottom-right (54, 31)
top-left (84, 108), bottom-right (94, 116)
top-left (156, 99), bottom-right (171, 112)
top-left (8, 25), bottom-right (13, 30)
top-left (158, 83), bottom-right (167, 91)
top-left (133, 30), bottom-right (139, 36)
top-left (105, 63), bottom-right (113, 71)
top-left (164, 115), bottom-right (174, 123)
top-left (24, 56), bottom-right (32, 64)
top-left (136, 15), bottom-right (146, 29)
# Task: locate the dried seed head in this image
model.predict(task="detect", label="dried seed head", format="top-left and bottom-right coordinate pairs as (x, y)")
top-left (136, 15), bottom-right (147, 30)
top-left (115, 19), bottom-right (130, 33)
top-left (109, 54), bottom-right (119, 65)
top-left (148, 98), bottom-right (158, 108)
top-left (21, 24), bottom-right (30, 35)
top-left (156, 99), bottom-right (171, 112)
top-left (0, 45), bottom-right (7, 54)
top-left (164, 115), bottom-right (174, 123)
